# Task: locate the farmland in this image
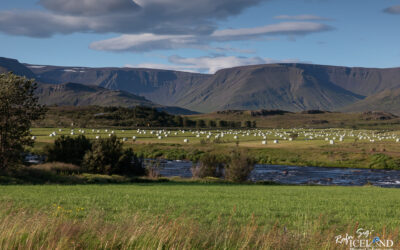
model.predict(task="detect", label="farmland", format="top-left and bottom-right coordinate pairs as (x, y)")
top-left (30, 127), bottom-right (400, 169)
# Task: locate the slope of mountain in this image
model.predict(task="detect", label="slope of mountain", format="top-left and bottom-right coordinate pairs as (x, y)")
top-left (27, 65), bottom-right (210, 106)
top-left (340, 88), bottom-right (400, 115)
top-left (36, 82), bottom-right (197, 115)
top-left (0, 57), bottom-right (36, 78)
top-left (277, 63), bottom-right (400, 96)
top-left (174, 64), bottom-right (365, 113)
top-left (36, 82), bottom-right (154, 107)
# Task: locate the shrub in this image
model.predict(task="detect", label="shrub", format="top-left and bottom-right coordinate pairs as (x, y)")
top-left (144, 159), bottom-right (161, 179)
top-left (82, 136), bottom-right (145, 176)
top-left (45, 135), bottom-right (92, 166)
top-left (369, 153), bottom-right (400, 169)
top-left (225, 150), bottom-right (255, 182)
top-left (192, 154), bottom-right (223, 178)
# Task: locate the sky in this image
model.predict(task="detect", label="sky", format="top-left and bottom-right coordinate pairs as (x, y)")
top-left (0, 0), bottom-right (399, 73)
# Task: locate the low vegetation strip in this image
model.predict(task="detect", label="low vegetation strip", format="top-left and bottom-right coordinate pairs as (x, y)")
top-left (0, 184), bottom-right (400, 249)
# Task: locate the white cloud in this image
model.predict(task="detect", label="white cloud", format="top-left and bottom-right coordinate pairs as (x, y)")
top-left (90, 33), bottom-right (198, 52)
top-left (210, 22), bottom-right (332, 40)
top-left (127, 55), bottom-right (307, 74)
top-left (90, 22), bottom-right (333, 52)
top-left (384, 5), bottom-right (400, 15)
top-left (274, 15), bottom-right (331, 21)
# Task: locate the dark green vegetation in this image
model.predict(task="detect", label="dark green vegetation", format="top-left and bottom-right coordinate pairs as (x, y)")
top-left (0, 73), bottom-right (46, 168)
top-left (0, 184), bottom-right (400, 249)
top-left (82, 136), bottom-right (145, 176)
top-left (32, 105), bottom-right (400, 130)
top-left (130, 142), bottom-right (400, 170)
top-left (3, 56), bottom-right (400, 114)
top-left (33, 106), bottom-right (247, 128)
top-left (190, 109), bottom-right (400, 129)
top-left (44, 135), bottom-right (145, 176)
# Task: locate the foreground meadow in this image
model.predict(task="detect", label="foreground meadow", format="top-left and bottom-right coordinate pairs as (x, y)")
top-left (1, 184), bottom-right (400, 249)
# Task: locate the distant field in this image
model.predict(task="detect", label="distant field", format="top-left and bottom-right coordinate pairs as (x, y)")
top-left (1, 184), bottom-right (399, 249)
top-left (30, 127), bottom-right (400, 168)
top-left (189, 110), bottom-right (400, 129)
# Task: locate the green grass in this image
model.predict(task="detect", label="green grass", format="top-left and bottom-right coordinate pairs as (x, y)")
top-left (1, 184), bottom-right (400, 249)
top-left (1, 184), bottom-right (399, 230)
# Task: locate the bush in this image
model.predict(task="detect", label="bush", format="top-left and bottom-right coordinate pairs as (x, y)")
top-left (369, 154), bottom-right (400, 169)
top-left (82, 136), bottom-right (145, 176)
top-left (45, 135), bottom-right (92, 166)
top-left (225, 150), bottom-right (255, 182)
top-left (192, 154), bottom-right (224, 178)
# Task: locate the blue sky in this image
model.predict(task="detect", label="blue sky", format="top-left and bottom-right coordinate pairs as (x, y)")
top-left (0, 0), bottom-right (399, 73)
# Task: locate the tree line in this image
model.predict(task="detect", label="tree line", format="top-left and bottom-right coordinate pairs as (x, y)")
top-left (34, 105), bottom-right (257, 129)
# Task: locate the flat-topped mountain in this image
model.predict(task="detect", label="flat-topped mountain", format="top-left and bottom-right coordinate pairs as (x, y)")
top-left (174, 64), bottom-right (366, 112)
top-left (1, 56), bottom-right (400, 113)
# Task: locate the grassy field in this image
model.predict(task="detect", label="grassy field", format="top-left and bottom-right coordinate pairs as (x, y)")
top-left (1, 184), bottom-right (400, 249)
top-left (30, 127), bottom-right (400, 169)
top-left (188, 110), bottom-right (400, 129)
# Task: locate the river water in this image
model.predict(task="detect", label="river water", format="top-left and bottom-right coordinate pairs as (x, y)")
top-left (154, 160), bottom-right (400, 187)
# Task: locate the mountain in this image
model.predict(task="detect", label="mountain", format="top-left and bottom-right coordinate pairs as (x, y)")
top-left (340, 88), bottom-right (400, 115)
top-left (2, 56), bottom-right (400, 113)
top-left (271, 63), bottom-right (400, 96)
top-left (35, 82), bottom-right (197, 115)
top-left (27, 64), bottom-right (210, 106)
top-left (36, 82), bottom-right (154, 107)
top-left (173, 64), bottom-right (365, 113)
top-left (26, 61), bottom-right (400, 113)
top-left (0, 57), bottom-right (36, 78)
top-left (0, 58), bottom-right (197, 115)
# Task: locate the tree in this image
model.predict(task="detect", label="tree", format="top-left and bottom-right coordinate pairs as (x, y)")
top-left (243, 120), bottom-right (252, 128)
top-left (196, 119), bottom-right (206, 128)
top-left (217, 120), bottom-right (227, 128)
top-left (82, 135), bottom-right (145, 176)
top-left (0, 73), bottom-right (46, 169)
top-left (45, 135), bottom-right (92, 166)
top-left (206, 120), bottom-right (216, 128)
top-left (225, 150), bottom-right (255, 182)
top-left (192, 153), bottom-right (224, 178)
top-left (174, 115), bottom-right (183, 127)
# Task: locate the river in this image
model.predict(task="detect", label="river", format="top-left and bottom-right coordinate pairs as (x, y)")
top-left (152, 160), bottom-right (400, 187)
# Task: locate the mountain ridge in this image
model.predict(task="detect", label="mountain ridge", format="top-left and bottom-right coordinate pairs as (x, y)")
top-left (2, 56), bottom-right (400, 114)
